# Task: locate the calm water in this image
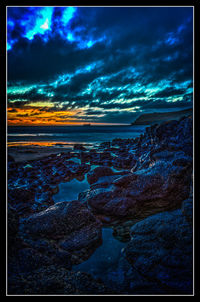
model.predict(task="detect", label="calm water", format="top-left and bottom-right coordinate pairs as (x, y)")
top-left (53, 169), bottom-right (130, 286)
top-left (7, 125), bottom-right (147, 147)
top-left (53, 176), bottom-right (89, 203)
top-left (73, 227), bottom-right (128, 287)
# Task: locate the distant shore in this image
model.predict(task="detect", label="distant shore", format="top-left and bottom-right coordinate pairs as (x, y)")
top-left (132, 108), bottom-right (192, 125)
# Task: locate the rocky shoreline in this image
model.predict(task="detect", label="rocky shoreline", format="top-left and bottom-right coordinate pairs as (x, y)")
top-left (7, 115), bottom-right (193, 295)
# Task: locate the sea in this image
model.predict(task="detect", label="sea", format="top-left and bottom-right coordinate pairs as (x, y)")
top-left (7, 125), bottom-right (148, 148)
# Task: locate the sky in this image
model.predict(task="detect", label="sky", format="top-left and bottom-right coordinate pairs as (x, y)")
top-left (7, 6), bottom-right (193, 126)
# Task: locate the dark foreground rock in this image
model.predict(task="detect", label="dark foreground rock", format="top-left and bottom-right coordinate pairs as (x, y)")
top-left (20, 201), bottom-right (102, 265)
top-left (8, 265), bottom-right (112, 295)
top-left (124, 197), bottom-right (193, 294)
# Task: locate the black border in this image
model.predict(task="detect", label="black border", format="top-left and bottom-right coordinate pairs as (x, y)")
top-left (1, 0), bottom-right (200, 297)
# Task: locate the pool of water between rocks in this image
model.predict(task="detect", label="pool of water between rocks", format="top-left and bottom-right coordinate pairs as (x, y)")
top-left (52, 163), bottom-right (129, 286)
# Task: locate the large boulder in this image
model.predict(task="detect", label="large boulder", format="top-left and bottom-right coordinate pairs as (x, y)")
top-left (87, 166), bottom-right (115, 185)
top-left (85, 159), bottom-right (192, 220)
top-left (20, 201), bottom-right (102, 265)
top-left (21, 200), bottom-right (100, 239)
top-left (124, 198), bottom-right (193, 294)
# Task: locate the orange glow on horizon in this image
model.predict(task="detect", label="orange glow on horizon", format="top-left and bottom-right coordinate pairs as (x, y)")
top-left (7, 107), bottom-right (128, 126)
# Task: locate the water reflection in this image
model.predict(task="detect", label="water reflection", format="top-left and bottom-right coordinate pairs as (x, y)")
top-left (73, 227), bottom-right (127, 285)
top-left (53, 176), bottom-right (90, 203)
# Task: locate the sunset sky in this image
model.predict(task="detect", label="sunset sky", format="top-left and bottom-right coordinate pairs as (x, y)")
top-left (7, 6), bottom-right (193, 126)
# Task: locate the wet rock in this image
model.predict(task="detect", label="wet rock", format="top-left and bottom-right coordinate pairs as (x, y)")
top-left (113, 173), bottom-right (137, 187)
top-left (59, 223), bottom-right (102, 264)
top-left (80, 151), bottom-right (90, 163)
top-left (85, 159), bottom-right (192, 220)
top-left (112, 154), bottom-right (136, 170)
top-left (76, 163), bottom-right (90, 175)
top-left (91, 174), bottom-right (127, 189)
top-left (86, 185), bottom-right (132, 218)
top-left (87, 166), bottom-right (115, 185)
top-left (112, 220), bottom-right (136, 242)
top-left (21, 200), bottom-right (101, 240)
top-left (125, 199), bottom-right (193, 294)
top-left (78, 190), bottom-right (89, 204)
top-left (20, 201), bottom-right (102, 266)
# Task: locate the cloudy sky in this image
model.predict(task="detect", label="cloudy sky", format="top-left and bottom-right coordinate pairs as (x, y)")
top-left (7, 6), bottom-right (193, 126)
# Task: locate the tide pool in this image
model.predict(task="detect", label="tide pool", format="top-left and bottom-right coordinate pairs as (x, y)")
top-left (53, 176), bottom-right (90, 203)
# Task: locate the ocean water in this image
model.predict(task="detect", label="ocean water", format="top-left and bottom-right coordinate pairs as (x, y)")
top-left (7, 125), bottom-right (147, 147)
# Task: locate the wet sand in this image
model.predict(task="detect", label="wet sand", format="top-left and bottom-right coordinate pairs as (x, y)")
top-left (7, 146), bottom-right (73, 163)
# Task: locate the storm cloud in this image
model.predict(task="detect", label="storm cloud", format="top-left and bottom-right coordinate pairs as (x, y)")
top-left (7, 6), bottom-right (193, 125)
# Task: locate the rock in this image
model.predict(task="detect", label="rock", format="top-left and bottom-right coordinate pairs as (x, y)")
top-left (21, 200), bottom-right (101, 240)
top-left (80, 151), bottom-right (90, 163)
top-left (86, 185), bottom-right (133, 218)
top-left (125, 199), bottom-right (193, 294)
top-left (100, 151), bottom-right (112, 161)
top-left (152, 150), bottom-right (174, 161)
top-left (76, 163), bottom-right (90, 175)
top-left (59, 224), bottom-right (102, 264)
top-left (7, 205), bottom-right (21, 255)
top-left (87, 166), bottom-right (115, 185)
top-left (8, 205), bottom-right (19, 241)
top-left (78, 190), bottom-right (89, 204)
top-left (73, 144), bottom-right (86, 151)
top-left (8, 265), bottom-right (111, 295)
top-left (181, 197), bottom-right (193, 224)
top-left (113, 173), bottom-right (137, 187)
top-left (85, 160), bottom-right (192, 220)
top-left (15, 248), bottom-right (52, 273)
top-left (112, 153), bottom-right (136, 169)
top-left (91, 174), bottom-right (126, 189)
top-left (20, 201), bottom-right (102, 266)
top-left (8, 188), bottom-right (35, 210)
top-left (100, 141), bottom-right (111, 148)
top-left (19, 239), bottom-right (72, 269)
